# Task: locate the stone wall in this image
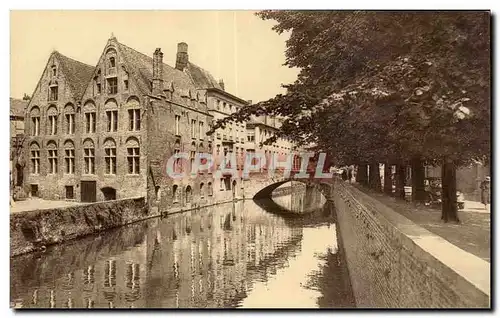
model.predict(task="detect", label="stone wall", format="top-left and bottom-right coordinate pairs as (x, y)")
top-left (333, 178), bottom-right (490, 308)
top-left (10, 197), bottom-right (153, 257)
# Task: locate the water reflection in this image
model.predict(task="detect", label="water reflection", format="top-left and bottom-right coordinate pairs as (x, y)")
top-left (10, 185), bottom-right (354, 308)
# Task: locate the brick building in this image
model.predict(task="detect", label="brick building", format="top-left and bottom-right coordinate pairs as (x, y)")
top-left (23, 35), bottom-right (296, 210)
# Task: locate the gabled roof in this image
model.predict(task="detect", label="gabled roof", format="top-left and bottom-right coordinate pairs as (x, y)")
top-left (53, 51), bottom-right (94, 99)
top-left (10, 98), bottom-right (28, 117)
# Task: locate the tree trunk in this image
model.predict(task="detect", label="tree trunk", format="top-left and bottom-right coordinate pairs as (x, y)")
top-left (441, 157), bottom-right (460, 223)
top-left (411, 157), bottom-right (426, 203)
top-left (395, 163), bottom-right (406, 199)
top-left (368, 163), bottom-right (382, 192)
top-left (356, 164), bottom-right (368, 186)
top-left (384, 163), bottom-right (393, 195)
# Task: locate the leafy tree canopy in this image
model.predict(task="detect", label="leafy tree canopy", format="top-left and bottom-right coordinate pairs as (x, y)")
top-left (210, 11), bottom-right (490, 167)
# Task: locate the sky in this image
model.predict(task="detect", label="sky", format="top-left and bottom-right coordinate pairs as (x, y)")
top-left (10, 10), bottom-right (300, 103)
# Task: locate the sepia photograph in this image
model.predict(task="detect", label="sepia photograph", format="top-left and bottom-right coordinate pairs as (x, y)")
top-left (8, 9), bottom-right (491, 309)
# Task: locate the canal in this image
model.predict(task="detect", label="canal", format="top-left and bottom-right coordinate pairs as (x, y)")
top-left (10, 183), bottom-right (355, 308)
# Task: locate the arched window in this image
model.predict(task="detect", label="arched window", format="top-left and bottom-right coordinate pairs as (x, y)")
top-left (104, 138), bottom-right (117, 175)
top-left (47, 106), bottom-right (58, 135)
top-left (185, 186), bottom-right (192, 204)
top-left (47, 141), bottom-right (58, 174)
top-left (126, 97), bottom-right (141, 131)
top-left (208, 182), bottom-right (213, 197)
top-left (104, 99), bottom-right (118, 132)
top-left (172, 184), bottom-right (180, 203)
top-left (64, 140), bottom-right (75, 174)
top-left (126, 137), bottom-right (140, 174)
top-left (30, 107), bottom-right (40, 136)
top-left (83, 139), bottom-right (95, 174)
top-left (30, 143), bottom-right (40, 174)
top-left (109, 56), bottom-right (116, 68)
top-left (200, 183), bottom-right (205, 199)
top-left (64, 104), bottom-right (75, 135)
top-left (83, 101), bottom-right (96, 134)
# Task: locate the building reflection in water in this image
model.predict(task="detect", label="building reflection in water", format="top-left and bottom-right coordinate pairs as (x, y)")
top-left (10, 186), bottom-right (353, 308)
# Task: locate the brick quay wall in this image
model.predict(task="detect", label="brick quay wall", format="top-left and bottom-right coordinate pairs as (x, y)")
top-left (332, 178), bottom-right (490, 308)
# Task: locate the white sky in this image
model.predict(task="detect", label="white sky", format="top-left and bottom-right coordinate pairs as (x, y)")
top-left (10, 11), bottom-right (300, 103)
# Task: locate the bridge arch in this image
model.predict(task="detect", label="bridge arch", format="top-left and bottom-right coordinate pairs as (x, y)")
top-left (252, 177), bottom-right (333, 201)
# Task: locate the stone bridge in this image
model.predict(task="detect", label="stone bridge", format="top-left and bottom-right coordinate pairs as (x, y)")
top-left (241, 171), bottom-right (334, 201)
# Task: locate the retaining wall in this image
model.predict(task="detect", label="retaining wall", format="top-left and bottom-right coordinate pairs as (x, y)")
top-left (10, 197), bottom-right (153, 257)
top-left (333, 178), bottom-right (490, 308)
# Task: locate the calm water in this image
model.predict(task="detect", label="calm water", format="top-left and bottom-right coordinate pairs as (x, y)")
top-left (10, 184), bottom-right (355, 308)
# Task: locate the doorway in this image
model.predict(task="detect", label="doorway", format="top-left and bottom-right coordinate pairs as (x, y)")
top-left (101, 187), bottom-right (117, 201)
top-left (81, 181), bottom-right (97, 202)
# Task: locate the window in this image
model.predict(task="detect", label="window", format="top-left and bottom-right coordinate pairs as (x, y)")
top-left (65, 186), bottom-right (74, 200)
top-left (107, 77), bottom-right (118, 94)
top-left (124, 79), bottom-right (129, 91)
top-left (185, 186), bottom-right (192, 204)
top-left (175, 115), bottom-right (181, 135)
top-left (65, 143), bottom-right (75, 174)
top-left (106, 110), bottom-right (118, 132)
top-left (220, 178), bottom-right (224, 191)
top-left (85, 112), bottom-right (96, 133)
top-left (127, 146), bottom-right (140, 174)
top-left (109, 57), bottom-right (116, 68)
top-left (49, 86), bottom-right (58, 101)
top-left (31, 149), bottom-right (40, 174)
top-left (128, 109), bottom-right (141, 131)
top-left (208, 182), bottom-right (213, 197)
top-left (31, 117), bottom-right (40, 136)
top-left (191, 119), bottom-right (196, 139)
top-left (65, 114), bottom-right (75, 134)
top-left (199, 122), bottom-right (204, 140)
top-left (190, 151), bottom-right (196, 172)
top-left (105, 141), bottom-right (117, 175)
top-left (48, 149), bottom-right (58, 174)
top-left (173, 185), bottom-right (179, 203)
top-left (48, 115), bottom-right (57, 135)
top-left (84, 144), bottom-right (95, 174)
top-left (247, 131), bottom-right (255, 142)
top-left (200, 183), bottom-right (205, 198)
top-left (174, 149), bottom-right (182, 173)
top-left (51, 65), bottom-right (57, 77)
top-left (94, 71), bottom-right (102, 95)
top-left (216, 100), bottom-right (220, 110)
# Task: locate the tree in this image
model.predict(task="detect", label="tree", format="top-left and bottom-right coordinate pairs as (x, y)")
top-left (210, 11), bottom-right (490, 222)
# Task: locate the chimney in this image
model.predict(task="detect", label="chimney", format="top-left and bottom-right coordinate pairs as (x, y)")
top-left (247, 100), bottom-right (253, 105)
top-left (152, 48), bottom-right (164, 95)
top-left (219, 79), bottom-right (225, 91)
top-left (175, 42), bottom-right (189, 71)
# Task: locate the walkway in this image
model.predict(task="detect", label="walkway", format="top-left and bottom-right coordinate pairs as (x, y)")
top-left (10, 198), bottom-right (82, 214)
top-left (354, 185), bottom-right (491, 262)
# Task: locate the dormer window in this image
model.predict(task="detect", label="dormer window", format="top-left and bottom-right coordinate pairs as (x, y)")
top-left (109, 57), bottom-right (116, 68)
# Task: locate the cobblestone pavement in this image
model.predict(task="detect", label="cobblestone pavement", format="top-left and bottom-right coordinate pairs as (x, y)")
top-left (356, 186), bottom-right (491, 262)
top-left (10, 197), bottom-right (82, 214)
